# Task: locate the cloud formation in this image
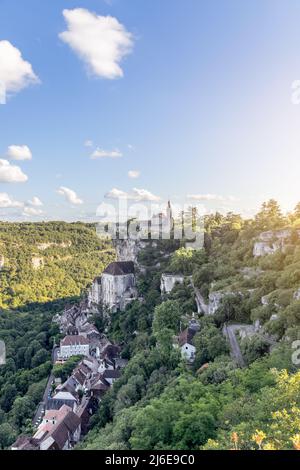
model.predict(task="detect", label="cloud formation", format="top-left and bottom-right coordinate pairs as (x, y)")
top-left (105, 187), bottom-right (160, 202)
top-left (7, 145), bottom-right (32, 160)
top-left (57, 186), bottom-right (83, 205)
top-left (27, 196), bottom-right (43, 207)
top-left (90, 148), bottom-right (122, 159)
top-left (59, 8), bottom-right (134, 79)
top-left (22, 206), bottom-right (43, 217)
top-left (187, 193), bottom-right (237, 202)
top-left (84, 139), bottom-right (93, 147)
top-left (128, 170), bottom-right (140, 179)
top-left (0, 159), bottom-right (28, 183)
top-left (0, 40), bottom-right (39, 104)
top-left (0, 192), bottom-right (23, 208)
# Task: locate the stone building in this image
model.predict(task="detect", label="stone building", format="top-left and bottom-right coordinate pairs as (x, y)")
top-left (88, 261), bottom-right (137, 313)
top-left (59, 335), bottom-right (90, 359)
top-left (101, 261), bottom-right (137, 312)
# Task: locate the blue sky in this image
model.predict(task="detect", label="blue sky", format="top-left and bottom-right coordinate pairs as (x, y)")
top-left (1, 0), bottom-right (300, 220)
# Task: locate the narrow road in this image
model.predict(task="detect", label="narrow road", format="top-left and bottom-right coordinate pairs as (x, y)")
top-left (223, 324), bottom-right (245, 368)
top-left (32, 346), bottom-right (59, 426)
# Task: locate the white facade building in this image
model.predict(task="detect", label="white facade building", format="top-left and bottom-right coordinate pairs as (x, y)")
top-left (59, 335), bottom-right (90, 359)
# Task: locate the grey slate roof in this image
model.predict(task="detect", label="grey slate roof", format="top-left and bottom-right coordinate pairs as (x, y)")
top-left (103, 261), bottom-right (135, 276)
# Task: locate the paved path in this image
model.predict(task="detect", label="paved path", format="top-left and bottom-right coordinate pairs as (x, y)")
top-left (223, 324), bottom-right (246, 368)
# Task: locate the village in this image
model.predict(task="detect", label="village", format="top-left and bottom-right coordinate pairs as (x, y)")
top-left (10, 259), bottom-right (136, 451)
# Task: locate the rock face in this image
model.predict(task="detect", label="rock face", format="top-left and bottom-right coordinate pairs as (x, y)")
top-left (32, 257), bottom-right (44, 269)
top-left (208, 291), bottom-right (228, 315)
top-left (193, 286), bottom-right (209, 315)
top-left (160, 274), bottom-right (185, 294)
top-left (253, 229), bottom-right (298, 257)
top-left (0, 255), bottom-right (4, 270)
top-left (88, 277), bottom-right (102, 307)
top-left (114, 239), bottom-right (147, 263)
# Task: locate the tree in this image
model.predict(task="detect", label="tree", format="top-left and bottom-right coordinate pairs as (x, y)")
top-left (0, 422), bottom-right (17, 449)
top-left (255, 199), bottom-right (285, 231)
top-left (193, 318), bottom-right (229, 369)
top-left (11, 396), bottom-right (35, 428)
top-left (152, 300), bottom-right (181, 339)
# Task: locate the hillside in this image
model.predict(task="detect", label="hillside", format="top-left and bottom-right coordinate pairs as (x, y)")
top-left (79, 200), bottom-right (300, 450)
top-left (0, 222), bottom-right (115, 309)
top-left (0, 222), bottom-right (115, 448)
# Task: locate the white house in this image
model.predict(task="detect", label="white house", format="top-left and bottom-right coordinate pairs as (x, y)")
top-left (178, 328), bottom-right (197, 363)
top-left (59, 335), bottom-right (90, 359)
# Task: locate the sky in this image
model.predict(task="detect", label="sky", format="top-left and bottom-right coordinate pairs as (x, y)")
top-left (1, 0), bottom-right (300, 221)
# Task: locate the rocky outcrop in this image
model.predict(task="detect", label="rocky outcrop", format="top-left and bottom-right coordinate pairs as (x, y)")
top-left (208, 291), bottom-right (229, 315)
top-left (160, 274), bottom-right (185, 294)
top-left (253, 229), bottom-right (299, 257)
top-left (32, 257), bottom-right (44, 269)
top-left (87, 277), bottom-right (102, 309)
top-left (37, 241), bottom-right (72, 250)
top-left (0, 255), bottom-right (4, 270)
top-left (114, 239), bottom-right (147, 263)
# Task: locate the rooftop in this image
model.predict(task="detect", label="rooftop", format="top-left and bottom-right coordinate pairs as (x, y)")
top-left (178, 328), bottom-right (197, 347)
top-left (61, 335), bottom-right (89, 347)
top-left (103, 261), bottom-right (135, 276)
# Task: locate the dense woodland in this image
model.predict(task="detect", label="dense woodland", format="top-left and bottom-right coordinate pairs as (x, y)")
top-left (0, 222), bottom-right (114, 448)
top-left (1, 203), bottom-right (300, 450)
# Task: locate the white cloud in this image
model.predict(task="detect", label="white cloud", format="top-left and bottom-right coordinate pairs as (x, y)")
top-left (0, 40), bottom-right (39, 104)
top-left (91, 148), bottom-right (122, 159)
top-left (84, 139), bottom-right (93, 147)
top-left (128, 170), bottom-right (140, 179)
top-left (22, 206), bottom-right (43, 217)
top-left (0, 192), bottom-right (23, 208)
top-left (105, 187), bottom-right (160, 202)
top-left (187, 193), bottom-right (225, 201)
top-left (59, 8), bottom-right (134, 79)
top-left (187, 194), bottom-right (239, 204)
top-left (105, 188), bottom-right (128, 199)
top-left (27, 196), bottom-right (43, 207)
top-left (0, 159), bottom-right (28, 183)
top-left (131, 188), bottom-right (160, 201)
top-left (57, 186), bottom-right (83, 205)
top-left (7, 144), bottom-right (32, 160)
